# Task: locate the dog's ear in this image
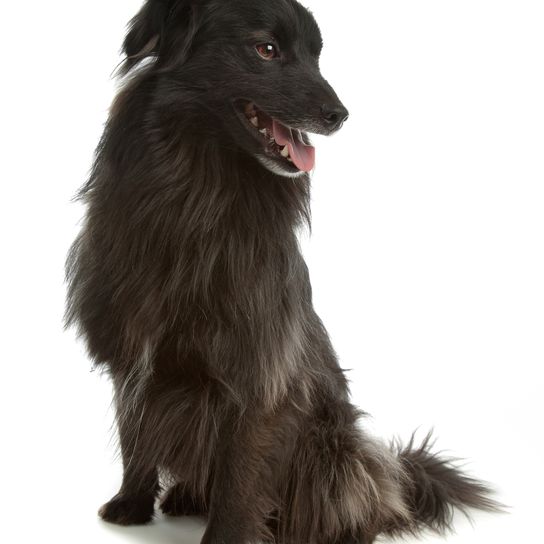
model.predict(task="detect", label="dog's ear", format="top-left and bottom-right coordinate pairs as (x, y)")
top-left (121, 0), bottom-right (204, 74)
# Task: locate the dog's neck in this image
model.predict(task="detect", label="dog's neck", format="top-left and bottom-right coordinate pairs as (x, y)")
top-left (83, 105), bottom-right (313, 293)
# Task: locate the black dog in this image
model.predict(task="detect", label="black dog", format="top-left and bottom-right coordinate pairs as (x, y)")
top-left (66, 1), bottom-right (498, 542)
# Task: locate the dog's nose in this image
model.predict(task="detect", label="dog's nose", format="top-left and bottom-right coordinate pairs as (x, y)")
top-left (321, 103), bottom-right (349, 132)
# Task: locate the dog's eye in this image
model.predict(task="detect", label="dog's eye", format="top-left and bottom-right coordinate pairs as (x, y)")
top-left (256, 43), bottom-right (278, 60)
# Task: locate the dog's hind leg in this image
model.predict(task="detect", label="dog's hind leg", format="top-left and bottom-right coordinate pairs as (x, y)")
top-left (160, 482), bottom-right (208, 516)
top-left (277, 396), bottom-right (410, 544)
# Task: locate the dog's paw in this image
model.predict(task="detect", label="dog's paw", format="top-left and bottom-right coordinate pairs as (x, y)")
top-left (160, 484), bottom-right (207, 517)
top-left (98, 493), bottom-right (155, 526)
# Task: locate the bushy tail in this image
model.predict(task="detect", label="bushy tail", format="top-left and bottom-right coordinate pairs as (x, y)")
top-left (390, 433), bottom-right (503, 537)
top-left (277, 409), bottom-right (502, 544)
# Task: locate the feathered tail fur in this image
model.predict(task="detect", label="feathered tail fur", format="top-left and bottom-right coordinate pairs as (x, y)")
top-left (389, 433), bottom-right (501, 538)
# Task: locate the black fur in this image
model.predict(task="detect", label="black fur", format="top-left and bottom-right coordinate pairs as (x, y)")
top-left (66, 1), bottom-right (500, 542)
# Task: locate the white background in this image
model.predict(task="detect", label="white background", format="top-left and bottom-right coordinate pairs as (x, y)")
top-left (1, 1), bottom-right (543, 542)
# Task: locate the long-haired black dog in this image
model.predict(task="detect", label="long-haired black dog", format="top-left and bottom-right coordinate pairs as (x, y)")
top-left (66, 1), bottom-right (498, 542)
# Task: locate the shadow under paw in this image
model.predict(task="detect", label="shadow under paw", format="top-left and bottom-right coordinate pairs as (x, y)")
top-left (99, 493), bottom-right (155, 526)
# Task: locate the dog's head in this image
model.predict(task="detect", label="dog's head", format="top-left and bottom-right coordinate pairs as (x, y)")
top-left (123, 0), bottom-right (348, 178)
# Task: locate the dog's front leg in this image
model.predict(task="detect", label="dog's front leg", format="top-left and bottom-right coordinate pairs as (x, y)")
top-left (99, 383), bottom-right (159, 526)
top-left (201, 409), bottom-right (283, 544)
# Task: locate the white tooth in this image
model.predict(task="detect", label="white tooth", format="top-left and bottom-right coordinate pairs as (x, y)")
top-left (287, 157), bottom-right (293, 162)
top-left (281, 146), bottom-right (289, 158)
top-left (250, 116), bottom-right (259, 127)
top-left (259, 128), bottom-right (267, 135)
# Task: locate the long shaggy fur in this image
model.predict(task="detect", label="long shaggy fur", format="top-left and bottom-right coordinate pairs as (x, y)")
top-left (66, 1), bottom-right (499, 543)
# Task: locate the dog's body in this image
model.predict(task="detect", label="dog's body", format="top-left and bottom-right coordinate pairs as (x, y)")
top-left (66, 1), bottom-right (497, 542)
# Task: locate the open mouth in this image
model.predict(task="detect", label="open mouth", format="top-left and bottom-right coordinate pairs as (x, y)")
top-left (236, 100), bottom-right (316, 174)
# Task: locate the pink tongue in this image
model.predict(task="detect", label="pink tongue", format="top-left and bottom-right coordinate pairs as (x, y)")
top-left (272, 120), bottom-right (315, 172)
